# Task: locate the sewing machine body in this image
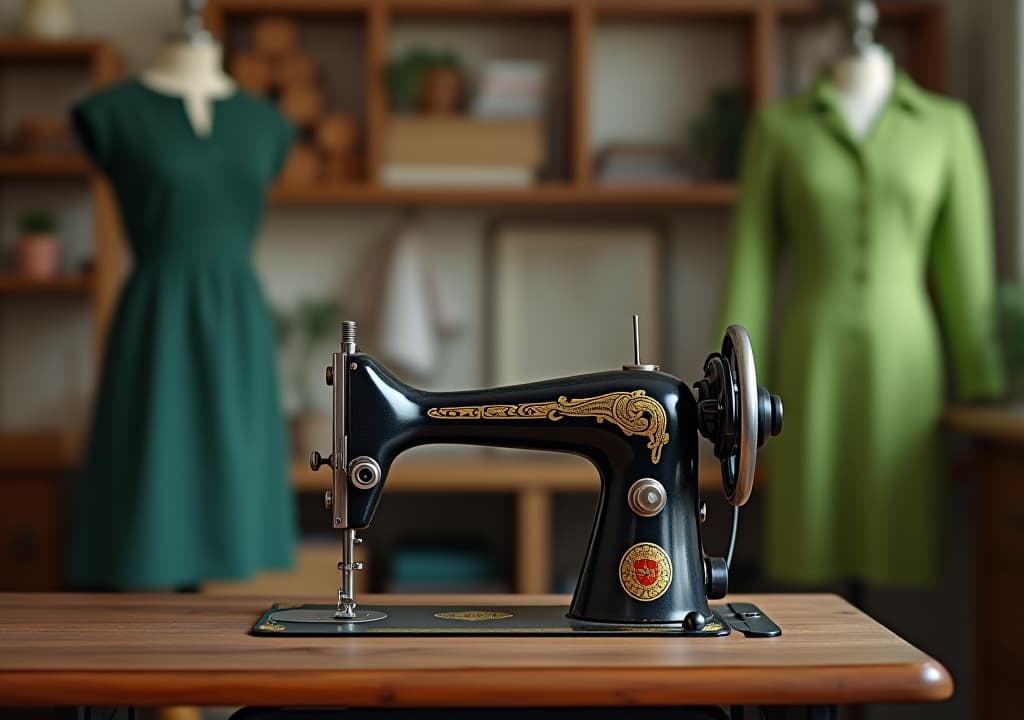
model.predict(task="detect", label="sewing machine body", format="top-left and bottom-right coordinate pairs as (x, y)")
top-left (288, 319), bottom-right (782, 635)
top-left (345, 354), bottom-right (710, 624)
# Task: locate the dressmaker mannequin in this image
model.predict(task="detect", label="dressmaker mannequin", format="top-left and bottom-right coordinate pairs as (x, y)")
top-left (831, 0), bottom-right (892, 138)
top-left (140, 0), bottom-right (234, 137)
top-left (832, 45), bottom-right (893, 138)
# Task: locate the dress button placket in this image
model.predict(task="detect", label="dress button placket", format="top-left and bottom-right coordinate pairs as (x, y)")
top-left (856, 151), bottom-right (871, 286)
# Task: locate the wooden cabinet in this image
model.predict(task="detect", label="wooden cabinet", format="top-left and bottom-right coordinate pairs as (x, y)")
top-left (945, 405), bottom-right (1024, 720)
top-left (0, 433), bottom-right (78, 591)
top-left (0, 476), bottom-right (62, 591)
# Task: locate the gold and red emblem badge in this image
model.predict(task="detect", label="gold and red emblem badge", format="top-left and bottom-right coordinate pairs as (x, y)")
top-left (619, 542), bottom-right (672, 601)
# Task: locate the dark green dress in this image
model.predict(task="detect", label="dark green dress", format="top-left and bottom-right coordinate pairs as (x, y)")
top-left (67, 80), bottom-right (296, 589)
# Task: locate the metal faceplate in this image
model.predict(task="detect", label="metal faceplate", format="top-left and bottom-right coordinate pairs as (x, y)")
top-left (331, 348), bottom-right (348, 529)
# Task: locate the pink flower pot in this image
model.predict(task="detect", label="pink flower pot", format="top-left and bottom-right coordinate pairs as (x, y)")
top-left (17, 233), bottom-right (61, 279)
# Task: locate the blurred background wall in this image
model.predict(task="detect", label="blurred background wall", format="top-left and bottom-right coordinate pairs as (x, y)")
top-left (1, 0), bottom-right (1020, 431)
top-left (0, 2), bottom-right (1021, 719)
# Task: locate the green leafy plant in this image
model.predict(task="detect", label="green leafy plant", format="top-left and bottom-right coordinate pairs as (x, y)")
top-left (386, 47), bottom-right (462, 112)
top-left (275, 299), bottom-right (343, 411)
top-left (18, 210), bottom-right (57, 236)
top-left (689, 87), bottom-right (748, 181)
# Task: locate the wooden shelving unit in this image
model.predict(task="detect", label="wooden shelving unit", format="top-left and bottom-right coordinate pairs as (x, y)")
top-left (0, 39), bottom-right (122, 344)
top-left (207, 0), bottom-right (941, 208)
top-left (0, 39), bottom-right (120, 592)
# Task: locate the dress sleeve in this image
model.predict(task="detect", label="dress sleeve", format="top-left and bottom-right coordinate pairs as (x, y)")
top-left (719, 108), bottom-right (783, 368)
top-left (70, 93), bottom-right (113, 173)
top-left (929, 104), bottom-right (1006, 400)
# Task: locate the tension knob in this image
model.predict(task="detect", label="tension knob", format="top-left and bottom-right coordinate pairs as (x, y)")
top-left (310, 451), bottom-right (333, 472)
top-left (627, 478), bottom-right (666, 517)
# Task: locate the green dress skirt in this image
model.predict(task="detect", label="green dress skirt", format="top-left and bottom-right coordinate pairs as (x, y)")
top-left (67, 80), bottom-right (296, 588)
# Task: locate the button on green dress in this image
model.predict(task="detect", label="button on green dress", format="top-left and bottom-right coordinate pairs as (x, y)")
top-left (720, 71), bottom-right (1005, 586)
top-left (67, 80), bottom-right (296, 588)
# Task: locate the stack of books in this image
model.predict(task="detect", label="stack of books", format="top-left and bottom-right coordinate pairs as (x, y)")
top-left (596, 143), bottom-right (690, 186)
top-left (471, 60), bottom-right (548, 118)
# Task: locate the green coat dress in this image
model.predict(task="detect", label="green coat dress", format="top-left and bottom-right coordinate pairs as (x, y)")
top-left (720, 71), bottom-right (1005, 586)
top-left (67, 80), bottom-right (296, 589)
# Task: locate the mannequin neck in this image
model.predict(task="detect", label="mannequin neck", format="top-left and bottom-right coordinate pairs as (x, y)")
top-left (831, 44), bottom-right (894, 138)
top-left (832, 44), bottom-right (893, 103)
top-left (141, 40), bottom-right (234, 97)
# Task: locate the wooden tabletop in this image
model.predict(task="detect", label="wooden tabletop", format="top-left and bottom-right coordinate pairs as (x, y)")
top-left (0, 593), bottom-right (951, 708)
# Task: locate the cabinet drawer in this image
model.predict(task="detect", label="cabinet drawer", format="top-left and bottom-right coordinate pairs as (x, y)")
top-left (0, 477), bottom-right (61, 591)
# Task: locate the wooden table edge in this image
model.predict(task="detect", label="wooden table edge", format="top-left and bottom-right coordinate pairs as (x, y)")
top-left (0, 661), bottom-right (953, 707)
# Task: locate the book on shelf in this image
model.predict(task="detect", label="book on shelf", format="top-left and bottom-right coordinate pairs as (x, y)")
top-left (471, 59), bottom-right (549, 119)
top-left (595, 143), bottom-right (690, 186)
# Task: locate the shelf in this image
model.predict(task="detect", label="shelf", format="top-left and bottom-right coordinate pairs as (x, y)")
top-left (0, 38), bottom-right (112, 61)
top-left (293, 454), bottom-right (723, 493)
top-left (594, 0), bottom-right (763, 19)
top-left (944, 404), bottom-right (1024, 445)
top-left (214, 0), bottom-right (941, 21)
top-left (0, 431), bottom-right (81, 471)
top-left (271, 182), bottom-right (736, 206)
top-left (0, 155), bottom-right (91, 178)
top-left (776, 0), bottom-right (940, 19)
top-left (0, 273), bottom-right (93, 295)
top-left (213, 0), bottom-right (782, 18)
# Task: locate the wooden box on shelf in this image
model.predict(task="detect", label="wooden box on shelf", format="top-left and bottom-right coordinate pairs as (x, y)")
top-left (382, 116), bottom-right (545, 188)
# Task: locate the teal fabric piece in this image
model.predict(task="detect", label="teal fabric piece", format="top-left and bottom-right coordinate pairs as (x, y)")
top-left (720, 71), bottom-right (1005, 587)
top-left (67, 80), bottom-right (296, 589)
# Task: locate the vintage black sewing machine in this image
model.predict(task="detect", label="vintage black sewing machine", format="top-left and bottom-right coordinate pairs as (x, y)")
top-left (254, 318), bottom-right (783, 637)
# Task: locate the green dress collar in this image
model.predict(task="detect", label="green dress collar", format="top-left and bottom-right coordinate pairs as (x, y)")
top-left (802, 68), bottom-right (928, 148)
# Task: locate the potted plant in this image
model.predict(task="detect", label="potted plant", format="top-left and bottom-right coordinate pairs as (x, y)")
top-left (276, 299), bottom-right (343, 459)
top-left (386, 48), bottom-right (464, 114)
top-left (419, 49), bottom-right (463, 114)
top-left (17, 210), bottom-right (60, 279)
top-left (688, 87), bottom-right (748, 181)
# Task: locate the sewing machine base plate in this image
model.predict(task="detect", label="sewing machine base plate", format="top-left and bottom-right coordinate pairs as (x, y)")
top-left (253, 602), bottom-right (781, 637)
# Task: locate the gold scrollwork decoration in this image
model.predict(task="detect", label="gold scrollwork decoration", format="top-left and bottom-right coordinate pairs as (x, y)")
top-left (427, 390), bottom-right (669, 464)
